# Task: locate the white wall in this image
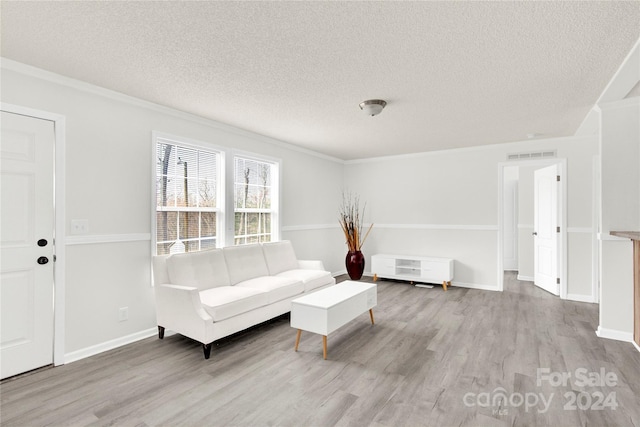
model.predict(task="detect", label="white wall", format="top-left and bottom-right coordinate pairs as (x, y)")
top-left (0, 59), bottom-right (603, 361)
top-left (345, 135), bottom-right (597, 295)
top-left (1, 63), bottom-right (345, 357)
top-left (597, 97), bottom-right (639, 339)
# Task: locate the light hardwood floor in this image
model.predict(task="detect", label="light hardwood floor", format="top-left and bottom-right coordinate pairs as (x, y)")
top-left (2, 273), bottom-right (640, 426)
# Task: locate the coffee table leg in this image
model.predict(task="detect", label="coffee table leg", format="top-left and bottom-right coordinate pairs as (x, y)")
top-left (322, 335), bottom-right (327, 360)
top-left (369, 309), bottom-right (375, 325)
top-left (294, 329), bottom-right (302, 351)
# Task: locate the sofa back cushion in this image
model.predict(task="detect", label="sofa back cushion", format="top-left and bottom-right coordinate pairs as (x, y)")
top-left (166, 248), bottom-right (230, 290)
top-left (261, 241), bottom-right (299, 275)
top-left (223, 244), bottom-right (269, 285)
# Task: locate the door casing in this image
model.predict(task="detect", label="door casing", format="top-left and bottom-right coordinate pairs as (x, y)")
top-left (1, 103), bottom-right (66, 366)
top-left (497, 158), bottom-right (567, 298)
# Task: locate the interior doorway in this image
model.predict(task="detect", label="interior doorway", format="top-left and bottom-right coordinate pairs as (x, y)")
top-left (498, 159), bottom-right (567, 297)
top-left (0, 103), bottom-right (66, 377)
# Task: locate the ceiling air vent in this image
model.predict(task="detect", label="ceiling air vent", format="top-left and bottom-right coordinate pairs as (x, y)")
top-left (507, 150), bottom-right (557, 161)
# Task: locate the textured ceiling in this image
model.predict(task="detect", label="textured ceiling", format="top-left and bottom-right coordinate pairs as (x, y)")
top-left (2, 1), bottom-right (639, 160)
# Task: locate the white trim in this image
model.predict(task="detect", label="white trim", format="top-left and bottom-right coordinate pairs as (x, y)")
top-left (346, 135), bottom-right (596, 164)
top-left (517, 275), bottom-right (534, 282)
top-left (372, 224), bottom-right (498, 231)
top-left (596, 37), bottom-right (640, 104)
top-left (498, 158), bottom-right (568, 297)
top-left (591, 155), bottom-right (600, 304)
top-left (597, 96), bottom-right (640, 111)
top-left (566, 293), bottom-right (596, 303)
top-left (519, 224), bottom-right (590, 233)
top-left (598, 233), bottom-right (630, 241)
top-left (1, 103), bottom-right (67, 367)
top-left (283, 223), bottom-right (498, 232)
top-left (282, 224), bottom-right (338, 232)
top-left (1, 58), bottom-right (343, 164)
top-left (66, 233), bottom-right (151, 246)
top-left (634, 340), bottom-right (640, 354)
top-left (64, 328), bottom-right (157, 364)
top-left (595, 326), bottom-right (634, 343)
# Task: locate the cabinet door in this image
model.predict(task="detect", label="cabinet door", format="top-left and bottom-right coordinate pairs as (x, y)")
top-left (421, 261), bottom-right (450, 282)
top-left (371, 256), bottom-right (395, 276)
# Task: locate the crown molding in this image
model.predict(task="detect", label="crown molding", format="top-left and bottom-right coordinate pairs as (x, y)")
top-left (1, 58), bottom-right (344, 164)
top-left (345, 134), bottom-right (597, 165)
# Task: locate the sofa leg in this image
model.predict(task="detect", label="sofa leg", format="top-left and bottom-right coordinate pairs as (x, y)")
top-left (202, 343), bottom-right (212, 359)
top-left (158, 326), bottom-right (165, 339)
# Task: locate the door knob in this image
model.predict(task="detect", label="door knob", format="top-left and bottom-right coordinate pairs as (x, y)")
top-left (532, 232), bottom-right (538, 236)
top-left (37, 239), bottom-right (48, 247)
top-left (37, 256), bottom-right (49, 265)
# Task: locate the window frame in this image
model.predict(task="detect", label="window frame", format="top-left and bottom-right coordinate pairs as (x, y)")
top-left (151, 132), bottom-right (281, 254)
top-left (151, 132), bottom-right (226, 255)
top-left (230, 151), bottom-right (281, 246)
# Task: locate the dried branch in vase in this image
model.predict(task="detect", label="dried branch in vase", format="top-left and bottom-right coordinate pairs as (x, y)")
top-left (338, 191), bottom-right (373, 252)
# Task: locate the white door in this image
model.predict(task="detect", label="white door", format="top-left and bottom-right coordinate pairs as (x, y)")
top-left (1, 111), bottom-right (55, 379)
top-left (533, 164), bottom-right (559, 295)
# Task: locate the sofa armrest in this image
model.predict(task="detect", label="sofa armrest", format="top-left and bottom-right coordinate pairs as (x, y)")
top-left (298, 260), bottom-right (326, 271)
top-left (154, 284), bottom-right (213, 343)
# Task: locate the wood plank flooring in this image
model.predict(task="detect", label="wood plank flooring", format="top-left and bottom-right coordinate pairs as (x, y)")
top-left (2, 273), bottom-right (640, 426)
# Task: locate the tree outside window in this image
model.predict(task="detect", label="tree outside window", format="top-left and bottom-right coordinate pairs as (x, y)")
top-left (234, 157), bottom-right (273, 245)
top-left (155, 141), bottom-right (218, 255)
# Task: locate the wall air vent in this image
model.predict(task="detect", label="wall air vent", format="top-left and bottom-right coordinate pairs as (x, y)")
top-left (507, 150), bottom-right (557, 161)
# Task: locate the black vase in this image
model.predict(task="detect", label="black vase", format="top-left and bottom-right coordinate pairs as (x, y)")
top-left (345, 250), bottom-right (365, 280)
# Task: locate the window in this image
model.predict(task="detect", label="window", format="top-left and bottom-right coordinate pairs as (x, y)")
top-left (153, 133), bottom-right (280, 254)
top-left (155, 138), bottom-right (219, 254)
top-left (234, 156), bottom-right (276, 245)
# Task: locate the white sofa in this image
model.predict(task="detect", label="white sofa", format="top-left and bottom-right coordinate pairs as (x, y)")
top-left (152, 240), bottom-right (336, 358)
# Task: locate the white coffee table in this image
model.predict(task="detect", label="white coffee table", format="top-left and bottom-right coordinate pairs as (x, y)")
top-left (291, 281), bottom-right (377, 359)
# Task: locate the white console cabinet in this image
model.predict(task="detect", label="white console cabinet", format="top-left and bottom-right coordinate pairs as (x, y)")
top-left (371, 254), bottom-right (454, 290)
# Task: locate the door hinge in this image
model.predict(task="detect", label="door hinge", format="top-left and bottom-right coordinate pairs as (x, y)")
top-left (556, 175), bottom-right (560, 182)
top-left (556, 278), bottom-right (560, 284)
top-left (557, 226), bottom-right (560, 233)
top-left (53, 254), bottom-right (57, 262)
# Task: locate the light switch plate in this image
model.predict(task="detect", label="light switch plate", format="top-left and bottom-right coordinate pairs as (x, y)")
top-left (71, 219), bottom-right (89, 235)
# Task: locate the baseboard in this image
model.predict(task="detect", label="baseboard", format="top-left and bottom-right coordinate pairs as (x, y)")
top-left (566, 293), bottom-right (596, 303)
top-left (64, 327), bottom-right (158, 364)
top-left (633, 340), bottom-right (640, 353)
top-left (595, 326), bottom-right (634, 343)
top-left (517, 274), bottom-right (534, 282)
top-left (347, 272), bottom-right (499, 291)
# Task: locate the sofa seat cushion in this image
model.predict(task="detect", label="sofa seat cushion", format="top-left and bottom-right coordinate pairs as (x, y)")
top-left (236, 276), bottom-right (304, 304)
top-left (276, 269), bottom-right (333, 292)
top-left (199, 286), bottom-right (269, 322)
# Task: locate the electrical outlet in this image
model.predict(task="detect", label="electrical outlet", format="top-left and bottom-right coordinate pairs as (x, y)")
top-left (118, 307), bottom-right (128, 322)
top-left (71, 219), bottom-right (89, 235)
